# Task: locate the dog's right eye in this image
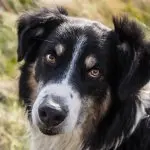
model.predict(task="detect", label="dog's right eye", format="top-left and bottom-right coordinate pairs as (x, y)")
top-left (45, 54), bottom-right (56, 65)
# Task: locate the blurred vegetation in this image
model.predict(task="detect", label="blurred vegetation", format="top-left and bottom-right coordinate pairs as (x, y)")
top-left (0, 0), bottom-right (150, 150)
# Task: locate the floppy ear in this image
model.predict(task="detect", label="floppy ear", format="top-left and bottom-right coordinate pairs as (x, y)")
top-left (113, 16), bottom-right (150, 101)
top-left (17, 7), bottom-right (68, 62)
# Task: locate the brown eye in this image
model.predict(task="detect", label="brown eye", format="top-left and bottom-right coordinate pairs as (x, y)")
top-left (45, 54), bottom-right (56, 64)
top-left (88, 69), bottom-right (100, 78)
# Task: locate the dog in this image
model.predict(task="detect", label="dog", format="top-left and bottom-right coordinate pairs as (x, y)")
top-left (17, 7), bottom-right (150, 150)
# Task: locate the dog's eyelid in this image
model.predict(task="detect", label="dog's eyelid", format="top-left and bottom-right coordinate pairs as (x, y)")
top-left (44, 49), bottom-right (57, 57)
top-left (87, 64), bottom-right (100, 71)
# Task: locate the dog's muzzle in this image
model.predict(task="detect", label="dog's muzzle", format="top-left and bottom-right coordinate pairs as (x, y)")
top-left (32, 83), bottom-right (81, 135)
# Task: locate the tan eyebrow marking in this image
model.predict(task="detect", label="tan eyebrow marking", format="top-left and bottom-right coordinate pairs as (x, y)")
top-left (55, 44), bottom-right (65, 56)
top-left (85, 55), bottom-right (97, 69)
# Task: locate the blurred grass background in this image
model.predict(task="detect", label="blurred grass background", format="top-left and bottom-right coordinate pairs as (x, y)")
top-left (0, 0), bottom-right (150, 150)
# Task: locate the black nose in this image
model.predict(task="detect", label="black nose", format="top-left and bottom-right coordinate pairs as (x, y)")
top-left (38, 103), bottom-right (68, 127)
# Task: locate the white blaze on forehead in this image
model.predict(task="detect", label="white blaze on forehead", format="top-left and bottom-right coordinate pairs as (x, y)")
top-left (85, 55), bottom-right (97, 69)
top-left (55, 44), bottom-right (65, 56)
top-left (62, 36), bottom-right (87, 84)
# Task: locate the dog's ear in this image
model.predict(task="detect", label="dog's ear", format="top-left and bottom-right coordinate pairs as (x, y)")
top-left (17, 7), bottom-right (68, 62)
top-left (113, 16), bottom-right (150, 101)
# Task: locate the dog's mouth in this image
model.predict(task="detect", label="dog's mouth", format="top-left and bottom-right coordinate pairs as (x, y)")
top-left (39, 126), bottom-right (60, 135)
top-left (37, 117), bottom-right (67, 136)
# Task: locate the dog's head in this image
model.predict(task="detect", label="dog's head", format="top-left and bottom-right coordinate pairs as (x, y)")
top-left (17, 7), bottom-right (150, 149)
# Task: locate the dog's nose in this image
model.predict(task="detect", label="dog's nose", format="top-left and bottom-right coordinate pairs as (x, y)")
top-left (38, 102), bottom-right (68, 127)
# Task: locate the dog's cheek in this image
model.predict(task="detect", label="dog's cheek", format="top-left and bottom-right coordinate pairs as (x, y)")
top-left (27, 63), bottom-right (38, 104)
top-left (82, 90), bottom-right (111, 136)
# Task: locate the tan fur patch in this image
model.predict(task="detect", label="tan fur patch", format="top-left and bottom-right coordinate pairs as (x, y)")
top-left (82, 90), bottom-right (111, 136)
top-left (27, 63), bottom-right (38, 103)
top-left (85, 55), bottom-right (97, 69)
top-left (55, 44), bottom-right (65, 56)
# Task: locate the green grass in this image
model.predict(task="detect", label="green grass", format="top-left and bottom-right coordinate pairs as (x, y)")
top-left (0, 0), bottom-right (150, 150)
top-left (0, 99), bottom-right (28, 150)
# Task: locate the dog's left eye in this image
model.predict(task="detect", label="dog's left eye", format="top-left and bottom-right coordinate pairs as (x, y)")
top-left (45, 54), bottom-right (56, 64)
top-left (88, 69), bottom-right (100, 78)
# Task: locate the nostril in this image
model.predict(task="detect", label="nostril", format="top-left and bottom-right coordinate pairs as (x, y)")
top-left (39, 109), bottom-right (47, 118)
top-left (38, 108), bottom-right (49, 124)
top-left (54, 112), bottom-right (66, 122)
top-left (70, 93), bottom-right (73, 98)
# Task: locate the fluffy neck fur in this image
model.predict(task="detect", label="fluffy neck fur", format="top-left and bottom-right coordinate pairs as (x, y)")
top-left (30, 127), bottom-right (83, 150)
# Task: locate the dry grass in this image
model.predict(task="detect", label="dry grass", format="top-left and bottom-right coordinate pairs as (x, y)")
top-left (0, 0), bottom-right (150, 150)
top-left (0, 100), bottom-right (28, 150)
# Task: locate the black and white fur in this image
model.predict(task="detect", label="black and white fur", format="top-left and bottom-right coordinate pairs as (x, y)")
top-left (17, 7), bottom-right (150, 150)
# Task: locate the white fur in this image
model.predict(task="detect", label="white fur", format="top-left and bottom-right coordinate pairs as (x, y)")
top-left (30, 126), bottom-right (83, 150)
top-left (128, 80), bottom-right (150, 136)
top-left (138, 80), bottom-right (150, 108)
top-left (129, 102), bottom-right (146, 135)
top-left (62, 36), bottom-right (87, 84)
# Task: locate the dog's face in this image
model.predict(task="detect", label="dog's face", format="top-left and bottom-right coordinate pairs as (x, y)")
top-left (29, 15), bottom-right (113, 135)
top-left (17, 7), bottom-right (150, 148)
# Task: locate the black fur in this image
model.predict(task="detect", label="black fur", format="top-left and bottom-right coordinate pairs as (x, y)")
top-left (17, 7), bottom-right (150, 150)
top-left (17, 7), bottom-right (67, 62)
